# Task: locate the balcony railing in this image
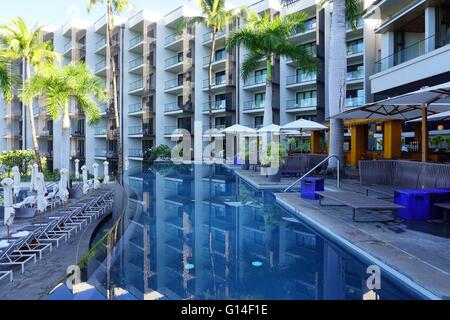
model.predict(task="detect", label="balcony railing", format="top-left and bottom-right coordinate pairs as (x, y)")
top-left (129, 79), bottom-right (144, 92)
top-left (164, 126), bottom-right (177, 135)
top-left (202, 51), bottom-right (226, 66)
top-left (64, 41), bottom-right (72, 52)
top-left (202, 100), bottom-right (227, 111)
top-left (243, 74), bottom-right (266, 87)
top-left (128, 103), bottom-right (143, 113)
top-left (345, 96), bottom-right (365, 108)
top-left (286, 72), bottom-right (317, 85)
top-left (286, 98), bottom-right (317, 110)
top-left (95, 148), bottom-right (107, 157)
top-left (165, 55), bottom-right (183, 68)
top-left (129, 35), bottom-right (143, 48)
top-left (346, 18), bottom-right (363, 31)
top-left (95, 127), bottom-right (107, 135)
top-left (243, 100), bottom-right (264, 111)
top-left (129, 57), bottom-right (143, 70)
top-left (292, 18), bottom-right (317, 36)
top-left (95, 60), bottom-right (107, 72)
top-left (129, 148), bottom-right (144, 158)
top-left (164, 102), bottom-right (181, 113)
top-left (95, 37), bottom-right (106, 50)
top-left (164, 79), bottom-right (182, 90)
top-left (374, 35), bottom-right (448, 73)
top-left (128, 125), bottom-right (143, 135)
top-left (202, 77), bottom-right (226, 88)
top-left (203, 124), bottom-right (226, 132)
top-left (203, 29), bottom-right (226, 43)
top-left (346, 69), bottom-right (364, 81)
top-left (165, 33), bottom-right (182, 46)
top-left (347, 41), bottom-right (364, 55)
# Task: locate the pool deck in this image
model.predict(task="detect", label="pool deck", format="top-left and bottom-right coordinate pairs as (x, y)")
top-left (0, 186), bottom-right (117, 300)
top-left (230, 165), bottom-right (450, 299)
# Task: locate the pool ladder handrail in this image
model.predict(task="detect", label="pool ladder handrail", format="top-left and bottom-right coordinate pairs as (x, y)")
top-left (283, 154), bottom-right (340, 192)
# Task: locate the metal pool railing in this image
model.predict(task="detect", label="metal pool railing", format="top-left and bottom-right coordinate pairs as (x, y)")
top-left (283, 155), bottom-right (341, 192)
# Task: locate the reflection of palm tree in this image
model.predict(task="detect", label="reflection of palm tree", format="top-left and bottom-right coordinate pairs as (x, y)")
top-left (207, 166), bottom-right (218, 297)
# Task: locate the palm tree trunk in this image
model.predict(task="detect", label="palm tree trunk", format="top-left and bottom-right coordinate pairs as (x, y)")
top-left (25, 59), bottom-right (43, 172)
top-left (107, 2), bottom-right (122, 184)
top-left (263, 59), bottom-right (273, 127)
top-left (328, 0), bottom-right (346, 173)
top-left (208, 28), bottom-right (217, 140)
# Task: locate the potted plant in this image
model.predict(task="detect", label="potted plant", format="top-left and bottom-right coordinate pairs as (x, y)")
top-left (241, 147), bottom-right (250, 170)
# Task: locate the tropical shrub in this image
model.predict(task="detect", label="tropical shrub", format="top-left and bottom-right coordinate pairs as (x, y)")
top-left (0, 150), bottom-right (35, 175)
top-left (145, 144), bottom-right (171, 164)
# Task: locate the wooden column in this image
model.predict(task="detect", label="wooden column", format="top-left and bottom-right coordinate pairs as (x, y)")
top-left (421, 104), bottom-right (428, 162)
top-left (414, 122), bottom-right (422, 152)
top-left (350, 125), bottom-right (367, 167)
top-left (310, 131), bottom-right (321, 154)
top-left (383, 120), bottom-right (402, 159)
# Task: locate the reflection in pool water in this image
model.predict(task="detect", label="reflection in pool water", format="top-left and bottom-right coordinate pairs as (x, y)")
top-left (48, 164), bottom-right (425, 300)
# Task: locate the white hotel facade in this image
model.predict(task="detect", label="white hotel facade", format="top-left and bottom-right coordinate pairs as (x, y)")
top-left (1, 0), bottom-right (449, 176)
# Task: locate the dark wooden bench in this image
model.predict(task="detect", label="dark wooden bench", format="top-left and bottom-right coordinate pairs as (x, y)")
top-left (316, 191), bottom-right (404, 222)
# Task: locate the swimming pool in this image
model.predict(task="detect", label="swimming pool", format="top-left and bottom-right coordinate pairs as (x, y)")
top-left (48, 164), bottom-right (426, 300)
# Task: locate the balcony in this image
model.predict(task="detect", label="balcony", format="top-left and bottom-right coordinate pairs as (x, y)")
top-left (164, 78), bottom-right (183, 94)
top-left (129, 34), bottom-right (144, 51)
top-left (164, 55), bottom-right (183, 72)
top-left (346, 69), bottom-right (364, 82)
top-left (128, 103), bottom-right (144, 114)
top-left (129, 148), bottom-right (144, 159)
top-left (203, 29), bottom-right (226, 46)
top-left (347, 40), bottom-right (364, 57)
top-left (286, 98), bottom-right (317, 112)
top-left (243, 100), bottom-right (264, 112)
top-left (202, 76), bottom-right (227, 91)
top-left (95, 148), bottom-right (107, 158)
top-left (286, 72), bottom-right (317, 88)
top-left (345, 96), bottom-right (365, 108)
top-left (63, 41), bottom-right (72, 56)
top-left (371, 35), bottom-right (450, 94)
top-left (95, 60), bottom-right (107, 75)
top-left (346, 18), bottom-right (363, 32)
top-left (129, 79), bottom-right (144, 94)
top-left (164, 102), bottom-right (182, 114)
top-left (164, 126), bottom-right (191, 136)
top-left (202, 51), bottom-right (226, 68)
top-left (243, 74), bottom-right (266, 89)
top-left (202, 100), bottom-right (227, 113)
top-left (165, 32), bottom-right (182, 49)
top-left (71, 128), bottom-right (85, 137)
top-left (129, 56), bottom-right (144, 73)
top-left (95, 37), bottom-right (107, 54)
top-left (128, 125), bottom-right (143, 136)
top-left (94, 127), bottom-right (107, 137)
top-left (290, 18), bottom-right (317, 42)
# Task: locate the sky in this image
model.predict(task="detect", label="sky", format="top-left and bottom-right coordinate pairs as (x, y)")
top-left (0, 0), bottom-right (254, 27)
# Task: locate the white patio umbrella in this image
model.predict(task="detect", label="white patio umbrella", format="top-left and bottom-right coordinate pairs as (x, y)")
top-left (11, 166), bottom-right (21, 198)
top-left (1, 178), bottom-right (15, 237)
top-left (30, 163), bottom-right (38, 191)
top-left (332, 81), bottom-right (450, 162)
top-left (81, 165), bottom-right (89, 194)
top-left (93, 163), bottom-right (100, 189)
top-left (281, 118), bottom-right (328, 131)
top-left (221, 124), bottom-right (257, 134)
top-left (74, 159), bottom-right (80, 180)
top-left (57, 168), bottom-right (69, 204)
top-left (103, 161), bottom-right (110, 184)
top-left (35, 172), bottom-right (48, 213)
top-left (408, 110), bottom-right (450, 123)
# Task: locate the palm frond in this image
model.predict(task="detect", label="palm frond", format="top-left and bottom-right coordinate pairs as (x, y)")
top-left (241, 51), bottom-right (265, 80)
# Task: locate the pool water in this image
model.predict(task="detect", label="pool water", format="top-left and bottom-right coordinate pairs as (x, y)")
top-left (49, 164), bottom-right (426, 300)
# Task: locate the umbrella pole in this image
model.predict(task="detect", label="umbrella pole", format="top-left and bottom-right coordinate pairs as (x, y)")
top-left (421, 104), bottom-right (428, 163)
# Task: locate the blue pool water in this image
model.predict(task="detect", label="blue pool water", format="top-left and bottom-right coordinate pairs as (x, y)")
top-left (48, 164), bottom-right (426, 300)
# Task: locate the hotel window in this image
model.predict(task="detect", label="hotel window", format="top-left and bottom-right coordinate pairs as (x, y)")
top-left (300, 42), bottom-right (316, 56)
top-left (296, 91), bottom-right (317, 107)
top-left (215, 70), bottom-right (226, 85)
top-left (177, 95), bottom-right (183, 108)
top-left (255, 92), bottom-right (265, 107)
top-left (214, 116), bottom-right (226, 127)
top-left (215, 230), bottom-right (226, 243)
top-left (215, 48), bottom-right (225, 61)
top-left (347, 38), bottom-right (364, 55)
top-left (177, 74), bottom-right (183, 86)
top-left (254, 116), bottom-right (263, 129)
top-left (177, 51), bottom-right (183, 63)
top-left (347, 64), bottom-right (364, 80)
top-left (255, 69), bottom-right (266, 82)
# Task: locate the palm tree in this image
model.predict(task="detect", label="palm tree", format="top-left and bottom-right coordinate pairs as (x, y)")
top-left (0, 17), bottom-right (60, 171)
top-left (319, 0), bottom-right (363, 172)
top-left (179, 0), bottom-right (249, 136)
top-left (22, 62), bottom-right (107, 165)
top-left (227, 12), bottom-right (316, 127)
top-left (87, 0), bottom-right (134, 184)
top-left (0, 59), bottom-right (15, 103)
